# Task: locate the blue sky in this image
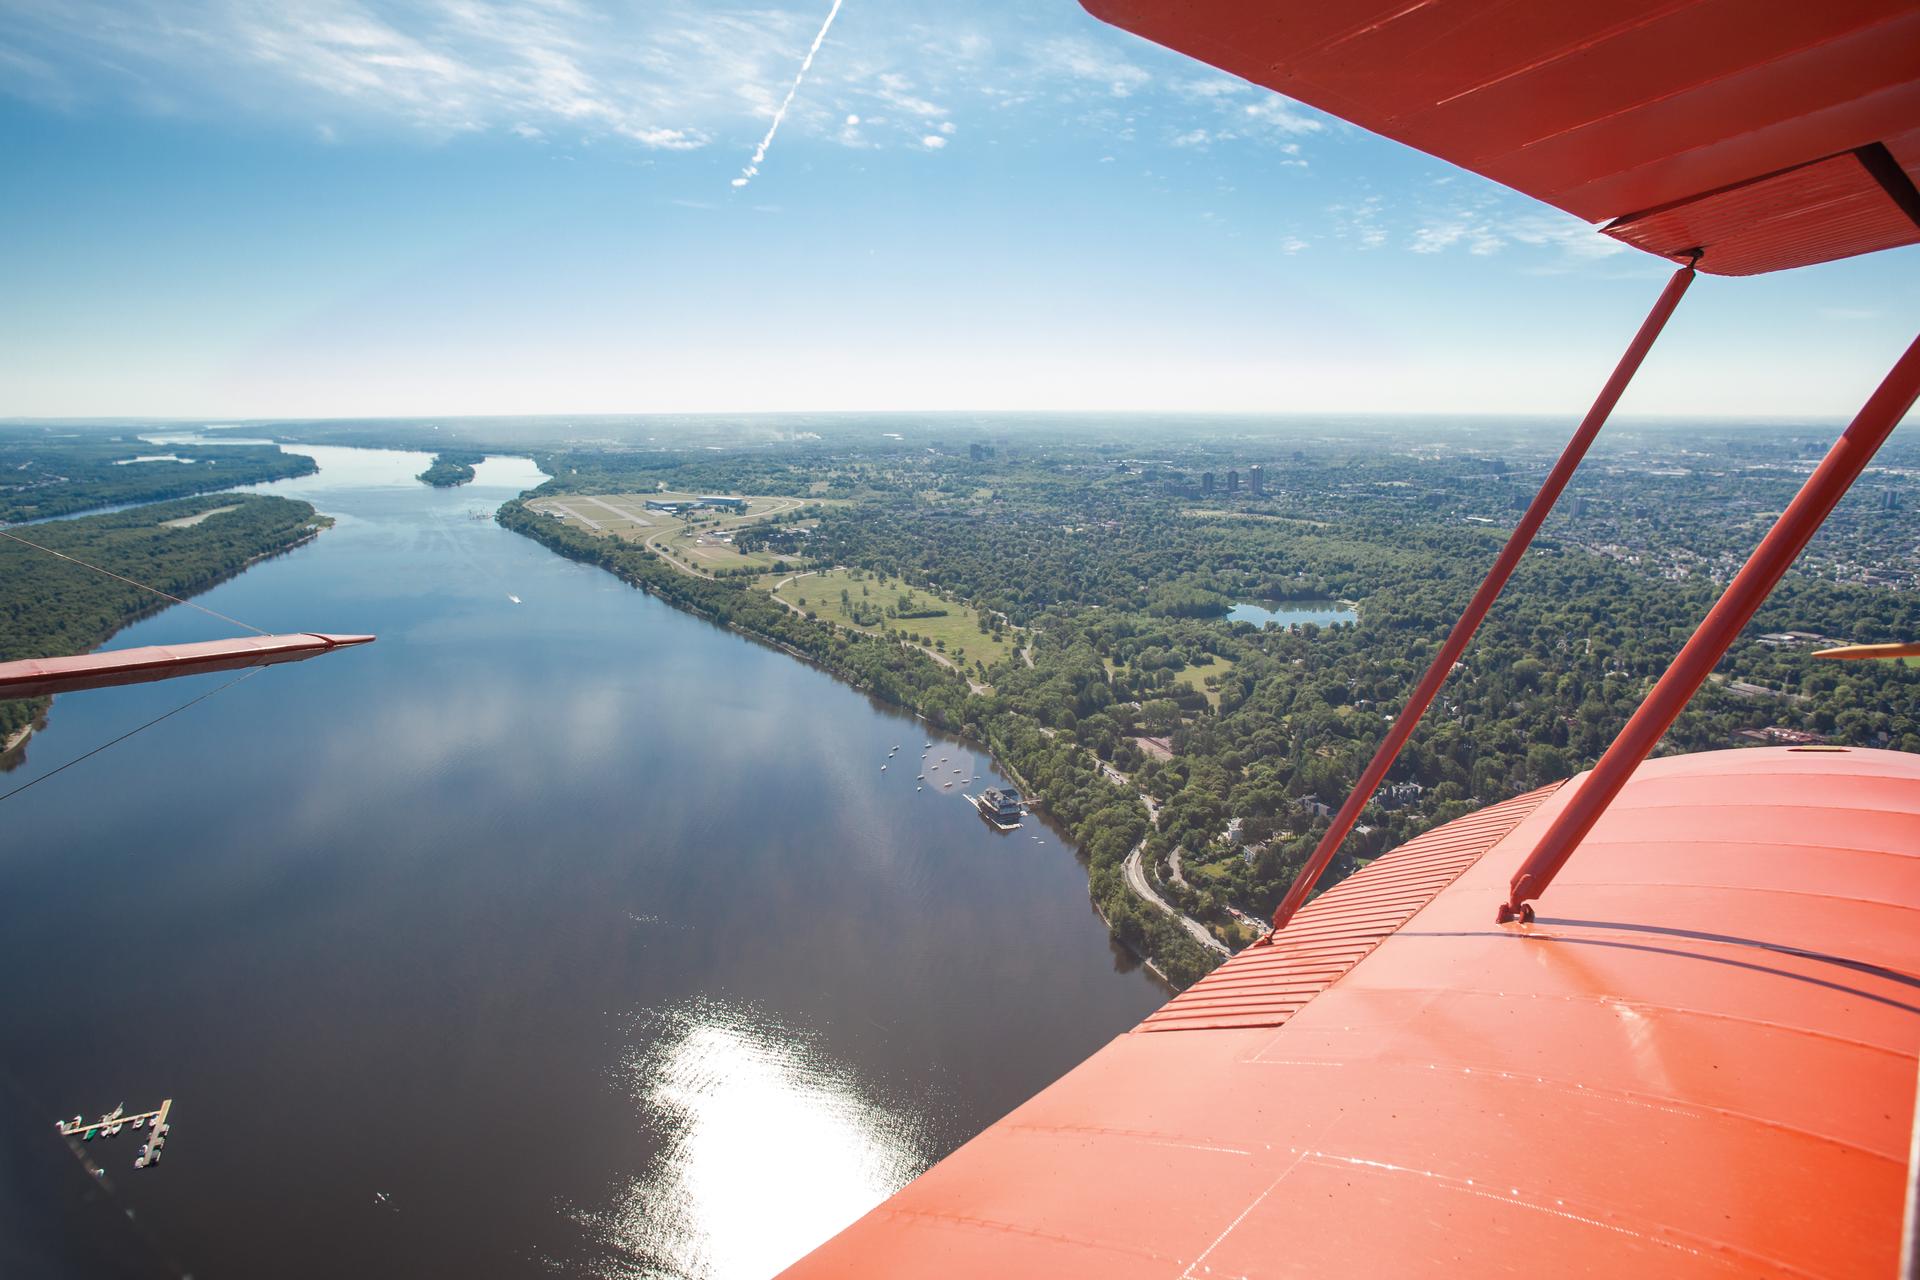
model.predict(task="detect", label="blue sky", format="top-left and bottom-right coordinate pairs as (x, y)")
top-left (1, 0), bottom-right (1914, 420)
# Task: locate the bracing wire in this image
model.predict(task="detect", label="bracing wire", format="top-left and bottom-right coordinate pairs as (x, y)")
top-left (0, 527), bottom-right (271, 636)
top-left (0, 666), bottom-right (265, 806)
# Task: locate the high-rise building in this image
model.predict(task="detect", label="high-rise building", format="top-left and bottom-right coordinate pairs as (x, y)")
top-left (1202, 471), bottom-right (1215, 494)
top-left (1226, 469), bottom-right (1239, 493)
top-left (1248, 464), bottom-right (1265, 495)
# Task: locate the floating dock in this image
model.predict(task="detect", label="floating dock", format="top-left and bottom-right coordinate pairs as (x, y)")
top-left (58, 1098), bottom-right (173, 1170)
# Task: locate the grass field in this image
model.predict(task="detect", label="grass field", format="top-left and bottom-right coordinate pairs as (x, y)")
top-left (524, 491), bottom-right (824, 578)
top-left (1169, 655), bottom-right (1237, 707)
top-left (769, 568), bottom-right (1016, 671)
top-left (664, 528), bottom-right (791, 573)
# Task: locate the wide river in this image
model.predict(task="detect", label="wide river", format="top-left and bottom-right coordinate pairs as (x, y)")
top-left (0, 446), bottom-right (1165, 1278)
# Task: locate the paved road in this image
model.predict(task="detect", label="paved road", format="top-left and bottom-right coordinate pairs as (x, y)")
top-left (1104, 760), bottom-right (1228, 956)
top-left (1123, 838), bottom-right (1231, 957)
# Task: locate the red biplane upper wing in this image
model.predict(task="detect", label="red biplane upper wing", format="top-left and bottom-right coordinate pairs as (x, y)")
top-left (1081, 0), bottom-right (1920, 275)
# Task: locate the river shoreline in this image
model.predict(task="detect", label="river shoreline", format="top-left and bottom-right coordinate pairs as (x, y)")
top-left (498, 498), bottom-right (1223, 989)
top-left (0, 513), bottom-right (333, 773)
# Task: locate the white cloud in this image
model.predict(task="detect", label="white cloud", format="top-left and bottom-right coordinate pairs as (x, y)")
top-left (1404, 207), bottom-right (1628, 263)
top-left (1328, 197), bottom-right (1388, 250)
top-left (2, 0), bottom-right (759, 148)
top-left (1240, 97), bottom-right (1323, 136)
top-left (1500, 214), bottom-right (1627, 260)
top-left (1033, 37), bottom-right (1149, 98)
top-left (868, 71), bottom-right (945, 119)
top-left (0, 39), bottom-right (76, 109)
top-left (1408, 219), bottom-right (1504, 255)
top-left (1409, 222), bottom-right (1466, 254)
top-left (1172, 75), bottom-right (1248, 100)
top-left (920, 134), bottom-right (945, 149)
top-left (1171, 128), bottom-right (1210, 148)
top-left (0, 1), bottom-right (1315, 170)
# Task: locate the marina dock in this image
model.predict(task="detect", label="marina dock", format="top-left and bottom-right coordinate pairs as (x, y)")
top-left (58, 1098), bottom-right (173, 1169)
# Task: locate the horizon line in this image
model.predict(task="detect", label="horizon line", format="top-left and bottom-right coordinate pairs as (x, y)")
top-left (0, 408), bottom-right (1860, 426)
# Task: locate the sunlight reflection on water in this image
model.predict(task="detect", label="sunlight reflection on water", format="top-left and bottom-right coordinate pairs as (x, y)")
top-left (583, 1000), bottom-right (933, 1279)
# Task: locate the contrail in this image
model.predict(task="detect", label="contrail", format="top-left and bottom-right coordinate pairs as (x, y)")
top-left (733, 0), bottom-right (844, 188)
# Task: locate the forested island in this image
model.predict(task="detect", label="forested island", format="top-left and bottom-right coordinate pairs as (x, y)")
top-left (0, 431), bottom-right (316, 522)
top-left (504, 426), bottom-right (1920, 988)
top-left (418, 451), bottom-right (485, 487)
top-left (0, 494), bottom-right (331, 756)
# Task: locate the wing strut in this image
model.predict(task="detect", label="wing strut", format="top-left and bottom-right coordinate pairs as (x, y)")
top-left (1503, 331), bottom-right (1920, 921)
top-left (1813, 641), bottom-right (1920, 660)
top-left (1266, 262), bottom-right (1697, 934)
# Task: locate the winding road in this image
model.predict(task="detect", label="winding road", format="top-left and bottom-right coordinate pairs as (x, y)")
top-left (1102, 761), bottom-right (1229, 957)
top-left (1122, 838), bottom-right (1231, 957)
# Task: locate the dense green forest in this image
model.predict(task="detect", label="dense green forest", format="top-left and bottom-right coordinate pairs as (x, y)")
top-left (509, 429), bottom-right (1918, 986)
top-left (0, 495), bottom-right (329, 749)
top-left (418, 451), bottom-right (485, 487)
top-left (0, 433), bottom-right (316, 521)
